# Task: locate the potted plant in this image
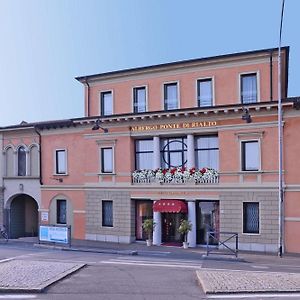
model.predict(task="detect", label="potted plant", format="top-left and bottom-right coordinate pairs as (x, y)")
top-left (142, 218), bottom-right (156, 246)
top-left (178, 219), bottom-right (192, 249)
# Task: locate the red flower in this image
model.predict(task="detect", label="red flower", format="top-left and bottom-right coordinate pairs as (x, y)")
top-left (171, 168), bottom-right (176, 175)
top-left (162, 169), bottom-right (167, 175)
top-left (200, 168), bottom-right (207, 174)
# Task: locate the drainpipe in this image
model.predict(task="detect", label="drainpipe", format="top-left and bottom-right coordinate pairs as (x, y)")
top-left (34, 127), bottom-right (43, 185)
top-left (85, 77), bottom-right (90, 117)
top-left (269, 50), bottom-right (273, 101)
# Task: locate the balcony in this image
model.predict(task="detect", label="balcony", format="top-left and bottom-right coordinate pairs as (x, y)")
top-left (132, 167), bottom-right (219, 184)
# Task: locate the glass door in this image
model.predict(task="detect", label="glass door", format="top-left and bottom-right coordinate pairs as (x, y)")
top-left (135, 200), bottom-right (153, 240)
top-left (196, 201), bottom-right (219, 245)
top-left (162, 213), bottom-right (184, 243)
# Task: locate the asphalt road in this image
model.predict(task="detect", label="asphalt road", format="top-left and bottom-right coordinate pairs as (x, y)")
top-left (1, 242), bottom-right (300, 299)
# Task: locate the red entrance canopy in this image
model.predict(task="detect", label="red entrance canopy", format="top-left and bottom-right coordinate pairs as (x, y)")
top-left (153, 199), bottom-right (188, 213)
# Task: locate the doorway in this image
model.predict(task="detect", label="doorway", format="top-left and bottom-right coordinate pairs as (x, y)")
top-left (9, 194), bottom-right (39, 239)
top-left (162, 213), bottom-right (185, 243)
top-left (196, 201), bottom-right (219, 245)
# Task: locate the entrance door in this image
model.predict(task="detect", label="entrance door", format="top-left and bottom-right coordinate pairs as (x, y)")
top-left (162, 213), bottom-right (184, 243)
top-left (10, 194), bottom-right (38, 239)
top-left (196, 201), bottom-right (219, 245)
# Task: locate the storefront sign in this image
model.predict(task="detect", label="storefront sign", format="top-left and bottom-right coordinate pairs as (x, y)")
top-left (131, 121), bottom-right (217, 132)
top-left (39, 225), bottom-right (70, 245)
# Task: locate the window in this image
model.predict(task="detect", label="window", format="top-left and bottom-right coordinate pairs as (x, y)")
top-left (100, 91), bottom-right (113, 116)
top-left (101, 147), bottom-right (113, 173)
top-left (55, 150), bottom-right (67, 174)
top-left (18, 146), bottom-right (26, 176)
top-left (161, 137), bottom-right (187, 168)
top-left (5, 147), bottom-right (14, 177)
top-left (241, 141), bottom-right (259, 171)
top-left (241, 73), bottom-right (257, 104)
top-left (133, 87), bottom-right (146, 113)
top-left (195, 136), bottom-right (219, 170)
top-left (135, 139), bottom-right (153, 170)
top-left (243, 202), bottom-right (259, 234)
top-left (164, 83), bottom-right (178, 110)
top-left (102, 200), bottom-right (113, 227)
top-left (57, 199), bottom-right (67, 224)
top-left (30, 145), bottom-right (39, 176)
top-left (197, 79), bottom-right (213, 107)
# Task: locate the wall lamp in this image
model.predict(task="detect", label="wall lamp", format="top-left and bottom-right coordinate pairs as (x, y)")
top-left (293, 98), bottom-right (300, 110)
top-left (92, 119), bottom-right (108, 133)
top-left (242, 108), bottom-right (252, 123)
top-left (51, 177), bottom-right (63, 183)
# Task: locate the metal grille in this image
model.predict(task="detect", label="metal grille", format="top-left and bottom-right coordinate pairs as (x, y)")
top-left (243, 202), bottom-right (259, 234)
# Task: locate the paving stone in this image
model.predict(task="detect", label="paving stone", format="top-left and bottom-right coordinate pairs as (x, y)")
top-left (196, 269), bottom-right (300, 294)
top-left (0, 259), bottom-right (85, 292)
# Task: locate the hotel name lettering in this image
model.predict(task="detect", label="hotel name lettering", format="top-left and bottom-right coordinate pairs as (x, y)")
top-left (131, 121), bottom-right (217, 132)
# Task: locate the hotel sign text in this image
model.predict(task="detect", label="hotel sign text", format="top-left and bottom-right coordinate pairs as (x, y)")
top-left (131, 121), bottom-right (217, 132)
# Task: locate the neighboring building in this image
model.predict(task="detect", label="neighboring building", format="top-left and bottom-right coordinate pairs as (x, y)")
top-left (0, 124), bottom-right (40, 238)
top-left (1, 47), bottom-right (300, 254)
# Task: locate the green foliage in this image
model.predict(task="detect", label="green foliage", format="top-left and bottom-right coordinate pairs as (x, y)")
top-left (178, 219), bottom-right (192, 242)
top-left (142, 219), bottom-right (156, 240)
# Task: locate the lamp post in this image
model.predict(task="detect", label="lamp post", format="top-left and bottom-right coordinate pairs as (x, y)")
top-left (278, 0), bottom-right (285, 258)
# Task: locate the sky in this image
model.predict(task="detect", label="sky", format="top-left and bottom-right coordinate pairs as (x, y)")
top-left (0, 0), bottom-right (299, 126)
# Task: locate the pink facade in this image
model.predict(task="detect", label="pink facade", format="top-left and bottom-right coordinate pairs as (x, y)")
top-left (2, 47), bottom-right (300, 253)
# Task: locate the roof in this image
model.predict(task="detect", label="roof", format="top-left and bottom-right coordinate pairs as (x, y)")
top-left (75, 46), bottom-right (290, 83)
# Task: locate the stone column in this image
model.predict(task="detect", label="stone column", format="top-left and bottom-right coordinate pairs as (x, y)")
top-left (153, 136), bottom-right (160, 169)
top-left (187, 200), bottom-right (196, 247)
top-left (153, 210), bottom-right (162, 245)
top-left (187, 134), bottom-right (195, 169)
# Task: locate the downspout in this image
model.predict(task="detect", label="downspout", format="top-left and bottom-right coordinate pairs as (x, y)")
top-left (85, 77), bottom-right (90, 117)
top-left (34, 127), bottom-right (43, 185)
top-left (269, 50), bottom-right (273, 101)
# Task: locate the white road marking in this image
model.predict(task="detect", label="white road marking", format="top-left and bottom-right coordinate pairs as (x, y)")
top-left (251, 265), bottom-right (270, 269)
top-left (101, 259), bottom-right (203, 269)
top-left (0, 296), bottom-right (36, 299)
top-left (207, 293), bottom-right (300, 298)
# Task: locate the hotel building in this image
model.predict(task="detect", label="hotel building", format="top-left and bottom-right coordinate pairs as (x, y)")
top-left (1, 46), bottom-right (300, 253)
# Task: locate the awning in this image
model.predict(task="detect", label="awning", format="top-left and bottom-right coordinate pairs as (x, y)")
top-left (153, 199), bottom-right (188, 213)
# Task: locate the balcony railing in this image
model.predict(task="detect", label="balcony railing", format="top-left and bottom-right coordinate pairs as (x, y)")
top-left (132, 167), bottom-right (219, 184)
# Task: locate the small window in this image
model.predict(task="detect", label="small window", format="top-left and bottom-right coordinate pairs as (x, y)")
top-left (55, 150), bottom-right (67, 174)
top-left (164, 83), bottom-right (178, 110)
top-left (102, 200), bottom-right (113, 227)
top-left (100, 91), bottom-right (113, 116)
top-left (243, 202), bottom-right (259, 234)
top-left (133, 87), bottom-right (146, 113)
top-left (18, 146), bottom-right (27, 176)
top-left (101, 147), bottom-right (113, 173)
top-left (57, 199), bottom-right (67, 224)
top-left (241, 141), bottom-right (259, 171)
top-left (197, 79), bottom-right (213, 107)
top-left (241, 73), bottom-right (257, 104)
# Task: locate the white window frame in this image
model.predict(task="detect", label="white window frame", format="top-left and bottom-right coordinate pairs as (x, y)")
top-left (240, 139), bottom-right (261, 172)
top-left (195, 76), bottom-right (215, 107)
top-left (162, 81), bottom-right (180, 110)
top-left (97, 140), bottom-right (116, 175)
top-left (102, 200), bottom-right (114, 227)
top-left (16, 144), bottom-right (28, 177)
top-left (99, 89), bottom-right (114, 116)
top-left (242, 201), bottom-right (261, 235)
top-left (132, 85), bottom-right (148, 113)
top-left (238, 71), bottom-right (260, 104)
top-left (54, 149), bottom-right (68, 175)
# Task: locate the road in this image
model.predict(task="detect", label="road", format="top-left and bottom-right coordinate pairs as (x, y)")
top-left (1, 242), bottom-right (300, 299)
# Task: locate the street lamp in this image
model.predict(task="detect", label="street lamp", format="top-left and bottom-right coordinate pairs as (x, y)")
top-left (278, 0), bottom-right (285, 258)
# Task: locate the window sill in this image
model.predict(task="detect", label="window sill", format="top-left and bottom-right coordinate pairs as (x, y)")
top-left (53, 173), bottom-right (69, 176)
top-left (98, 173), bottom-right (116, 176)
top-left (242, 232), bottom-right (260, 236)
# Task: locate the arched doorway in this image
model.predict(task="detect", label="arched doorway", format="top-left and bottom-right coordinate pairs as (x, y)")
top-left (9, 194), bottom-right (39, 238)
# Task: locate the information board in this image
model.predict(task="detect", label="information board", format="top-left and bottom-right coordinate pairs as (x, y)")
top-left (39, 225), bottom-right (70, 245)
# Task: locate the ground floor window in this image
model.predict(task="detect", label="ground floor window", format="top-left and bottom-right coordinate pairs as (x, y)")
top-left (243, 202), bottom-right (259, 234)
top-left (57, 199), bottom-right (67, 224)
top-left (102, 200), bottom-right (113, 227)
top-left (135, 200), bottom-right (153, 240)
top-left (196, 201), bottom-right (219, 245)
